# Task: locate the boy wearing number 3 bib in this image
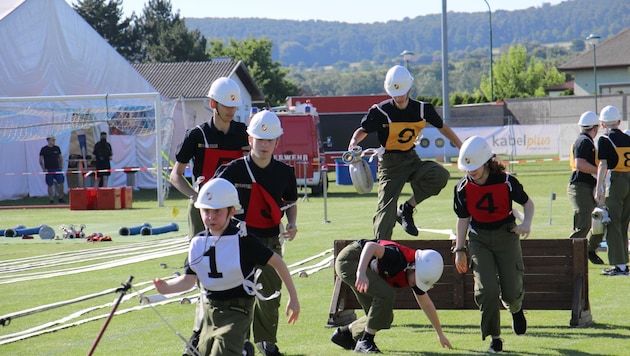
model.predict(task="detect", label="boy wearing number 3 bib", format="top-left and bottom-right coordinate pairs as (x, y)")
top-left (452, 136), bottom-right (534, 353)
top-left (153, 178), bottom-right (300, 356)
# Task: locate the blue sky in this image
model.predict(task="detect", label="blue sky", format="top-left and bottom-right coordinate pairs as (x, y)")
top-left (66, 0), bottom-right (568, 23)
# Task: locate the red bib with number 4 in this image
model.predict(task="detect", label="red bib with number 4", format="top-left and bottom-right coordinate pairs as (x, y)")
top-left (465, 179), bottom-right (511, 223)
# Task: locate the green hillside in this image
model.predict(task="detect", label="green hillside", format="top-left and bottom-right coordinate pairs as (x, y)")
top-left (185, 0), bottom-right (629, 67)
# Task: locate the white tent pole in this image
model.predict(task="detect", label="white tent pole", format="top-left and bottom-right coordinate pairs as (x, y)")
top-left (154, 94), bottom-right (164, 207)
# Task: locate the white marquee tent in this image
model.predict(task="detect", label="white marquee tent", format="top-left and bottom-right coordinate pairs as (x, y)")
top-left (0, 0), bottom-right (171, 201)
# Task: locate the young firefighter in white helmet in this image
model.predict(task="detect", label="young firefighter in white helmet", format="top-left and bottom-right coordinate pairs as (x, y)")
top-left (348, 65), bottom-right (462, 239)
top-left (153, 178), bottom-right (300, 356)
top-left (595, 105), bottom-right (630, 276)
top-left (567, 111), bottom-right (605, 264)
top-left (453, 136), bottom-right (534, 353)
top-left (170, 77), bottom-right (250, 355)
top-left (171, 77), bottom-right (249, 239)
top-left (331, 239), bottom-right (452, 353)
top-left (215, 110), bottom-right (298, 356)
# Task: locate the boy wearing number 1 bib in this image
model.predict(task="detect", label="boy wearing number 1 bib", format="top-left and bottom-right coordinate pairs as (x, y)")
top-left (153, 178), bottom-right (300, 356)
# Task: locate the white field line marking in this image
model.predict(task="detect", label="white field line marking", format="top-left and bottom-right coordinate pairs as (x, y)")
top-left (0, 242), bottom-right (187, 278)
top-left (0, 237), bottom-right (185, 266)
top-left (286, 248), bottom-right (333, 269)
top-left (0, 237), bottom-right (187, 273)
top-left (0, 278), bottom-right (161, 326)
top-left (0, 247), bottom-right (188, 284)
top-left (0, 277), bottom-right (190, 344)
top-left (0, 296), bottom-right (188, 345)
top-left (290, 255), bottom-right (334, 276)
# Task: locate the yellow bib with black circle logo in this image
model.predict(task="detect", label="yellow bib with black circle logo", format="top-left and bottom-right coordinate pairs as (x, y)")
top-left (385, 121), bottom-right (426, 151)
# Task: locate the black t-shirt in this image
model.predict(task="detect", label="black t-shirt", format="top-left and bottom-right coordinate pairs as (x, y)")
top-left (175, 120), bottom-right (249, 180)
top-left (356, 239), bottom-right (426, 296)
top-left (598, 129), bottom-right (630, 170)
top-left (93, 140), bottom-right (113, 169)
top-left (39, 145), bottom-right (62, 170)
top-left (360, 99), bottom-right (444, 152)
top-left (215, 155), bottom-right (298, 238)
top-left (569, 133), bottom-right (596, 186)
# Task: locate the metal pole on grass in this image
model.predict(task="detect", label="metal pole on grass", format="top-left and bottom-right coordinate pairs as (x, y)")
top-left (88, 275), bottom-right (134, 356)
top-left (586, 34), bottom-right (601, 112)
top-left (549, 190), bottom-right (556, 225)
top-left (482, 0), bottom-right (494, 102)
top-left (322, 166), bottom-right (330, 223)
top-left (301, 161), bottom-right (309, 202)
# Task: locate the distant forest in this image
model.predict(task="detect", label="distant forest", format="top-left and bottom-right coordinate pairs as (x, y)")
top-left (186, 0), bottom-right (629, 67)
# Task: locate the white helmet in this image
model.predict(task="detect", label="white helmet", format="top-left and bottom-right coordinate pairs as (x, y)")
top-left (384, 65), bottom-right (414, 97)
top-left (414, 249), bottom-right (444, 292)
top-left (577, 111), bottom-right (599, 127)
top-left (599, 105), bottom-right (621, 124)
top-left (207, 77), bottom-right (242, 107)
top-left (194, 178), bottom-right (242, 211)
top-left (457, 136), bottom-right (494, 171)
top-left (247, 110), bottom-right (283, 139)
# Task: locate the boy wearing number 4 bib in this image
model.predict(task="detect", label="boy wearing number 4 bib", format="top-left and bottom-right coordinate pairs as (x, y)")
top-left (452, 136), bottom-right (534, 353)
top-left (153, 178), bottom-right (300, 356)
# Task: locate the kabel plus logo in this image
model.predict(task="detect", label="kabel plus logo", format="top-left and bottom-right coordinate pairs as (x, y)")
top-left (492, 135), bottom-right (552, 150)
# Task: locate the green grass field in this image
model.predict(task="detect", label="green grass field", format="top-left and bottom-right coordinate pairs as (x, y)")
top-left (1, 161), bottom-right (629, 355)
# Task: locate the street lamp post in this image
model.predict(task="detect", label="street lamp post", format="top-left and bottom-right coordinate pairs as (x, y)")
top-left (482, 0), bottom-right (494, 102)
top-left (400, 50), bottom-right (414, 70)
top-left (586, 33), bottom-right (601, 112)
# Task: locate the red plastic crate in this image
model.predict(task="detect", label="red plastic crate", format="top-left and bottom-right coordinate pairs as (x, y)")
top-left (69, 188), bottom-right (87, 210)
top-left (96, 187), bottom-right (121, 210)
top-left (69, 188), bottom-right (98, 210)
top-left (121, 186), bottom-right (133, 209)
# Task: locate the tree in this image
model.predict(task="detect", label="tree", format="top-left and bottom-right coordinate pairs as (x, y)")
top-left (209, 38), bottom-right (298, 107)
top-left (480, 45), bottom-right (565, 101)
top-left (137, 0), bottom-right (208, 62)
top-left (72, 0), bottom-right (143, 62)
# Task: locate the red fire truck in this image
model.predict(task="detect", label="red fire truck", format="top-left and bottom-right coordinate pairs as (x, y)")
top-left (257, 103), bottom-right (327, 195)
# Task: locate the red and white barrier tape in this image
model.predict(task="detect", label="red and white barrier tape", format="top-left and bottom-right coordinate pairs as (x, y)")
top-left (1, 166), bottom-right (172, 177)
top-left (3, 157), bottom-right (564, 177)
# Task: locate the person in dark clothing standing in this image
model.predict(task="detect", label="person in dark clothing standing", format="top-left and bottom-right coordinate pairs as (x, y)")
top-left (93, 131), bottom-right (113, 187)
top-left (567, 111), bottom-right (604, 264)
top-left (39, 136), bottom-right (65, 204)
